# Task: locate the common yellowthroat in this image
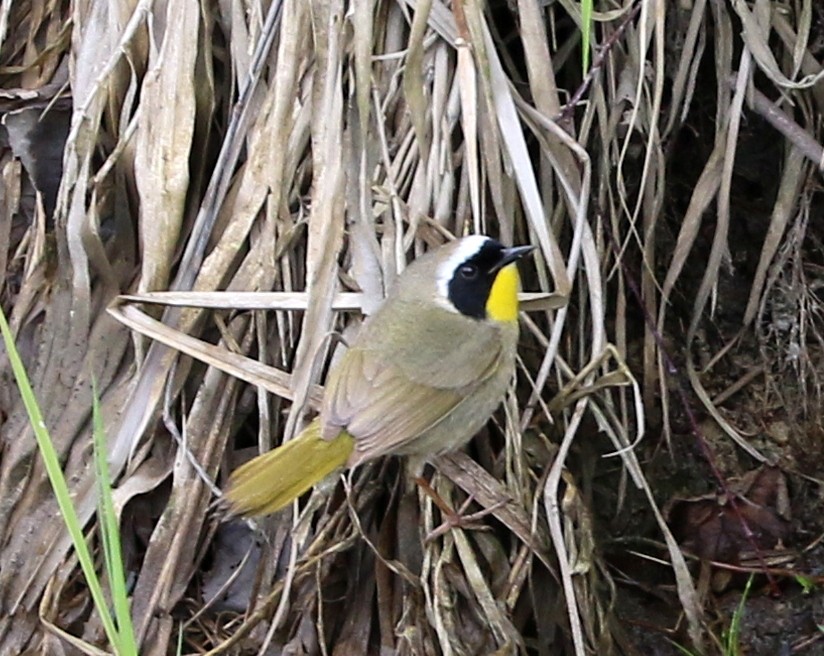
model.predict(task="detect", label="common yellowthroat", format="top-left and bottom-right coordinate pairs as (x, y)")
top-left (225, 235), bottom-right (534, 516)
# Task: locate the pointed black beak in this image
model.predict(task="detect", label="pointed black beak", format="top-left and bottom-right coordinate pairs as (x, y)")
top-left (492, 244), bottom-right (536, 272)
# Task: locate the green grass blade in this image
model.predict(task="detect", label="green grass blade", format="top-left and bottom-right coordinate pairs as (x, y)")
top-left (581, 0), bottom-right (593, 74)
top-left (666, 638), bottom-right (698, 656)
top-left (92, 379), bottom-right (138, 655)
top-left (724, 574), bottom-right (754, 656)
top-left (0, 309), bottom-right (120, 648)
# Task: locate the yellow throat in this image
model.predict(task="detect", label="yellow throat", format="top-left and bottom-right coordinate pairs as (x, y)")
top-left (486, 263), bottom-right (520, 323)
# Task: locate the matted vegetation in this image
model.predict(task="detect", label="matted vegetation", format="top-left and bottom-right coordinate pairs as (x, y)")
top-left (1, 1), bottom-right (823, 654)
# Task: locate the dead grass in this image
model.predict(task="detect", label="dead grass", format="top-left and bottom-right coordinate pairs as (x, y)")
top-left (1, 0), bottom-right (823, 654)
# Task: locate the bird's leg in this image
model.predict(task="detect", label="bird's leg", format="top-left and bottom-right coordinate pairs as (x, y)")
top-left (413, 476), bottom-right (507, 542)
top-left (412, 476), bottom-right (453, 514)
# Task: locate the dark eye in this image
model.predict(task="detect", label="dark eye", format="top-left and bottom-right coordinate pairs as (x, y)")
top-left (459, 264), bottom-right (478, 279)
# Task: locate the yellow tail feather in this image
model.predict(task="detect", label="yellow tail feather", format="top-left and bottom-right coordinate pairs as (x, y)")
top-left (224, 419), bottom-right (354, 517)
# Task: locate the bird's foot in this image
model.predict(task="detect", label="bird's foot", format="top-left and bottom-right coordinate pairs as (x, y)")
top-left (413, 476), bottom-right (506, 542)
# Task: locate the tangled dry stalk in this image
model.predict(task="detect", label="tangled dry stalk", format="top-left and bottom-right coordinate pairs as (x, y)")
top-left (1, 0), bottom-right (823, 654)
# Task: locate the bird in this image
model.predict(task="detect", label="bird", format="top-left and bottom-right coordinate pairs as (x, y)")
top-left (224, 235), bottom-right (534, 517)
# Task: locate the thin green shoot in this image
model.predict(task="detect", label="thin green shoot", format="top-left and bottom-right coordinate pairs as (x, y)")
top-left (667, 639), bottom-right (699, 656)
top-left (92, 379), bottom-right (137, 653)
top-left (795, 574), bottom-right (816, 595)
top-left (0, 307), bottom-right (136, 654)
top-left (723, 574), bottom-right (754, 656)
top-left (177, 623), bottom-right (185, 655)
top-left (581, 0), bottom-right (593, 74)
top-left (667, 573), bottom-right (756, 656)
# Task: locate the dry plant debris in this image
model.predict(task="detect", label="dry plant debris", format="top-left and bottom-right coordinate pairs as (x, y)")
top-left (0, 0), bottom-right (823, 654)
